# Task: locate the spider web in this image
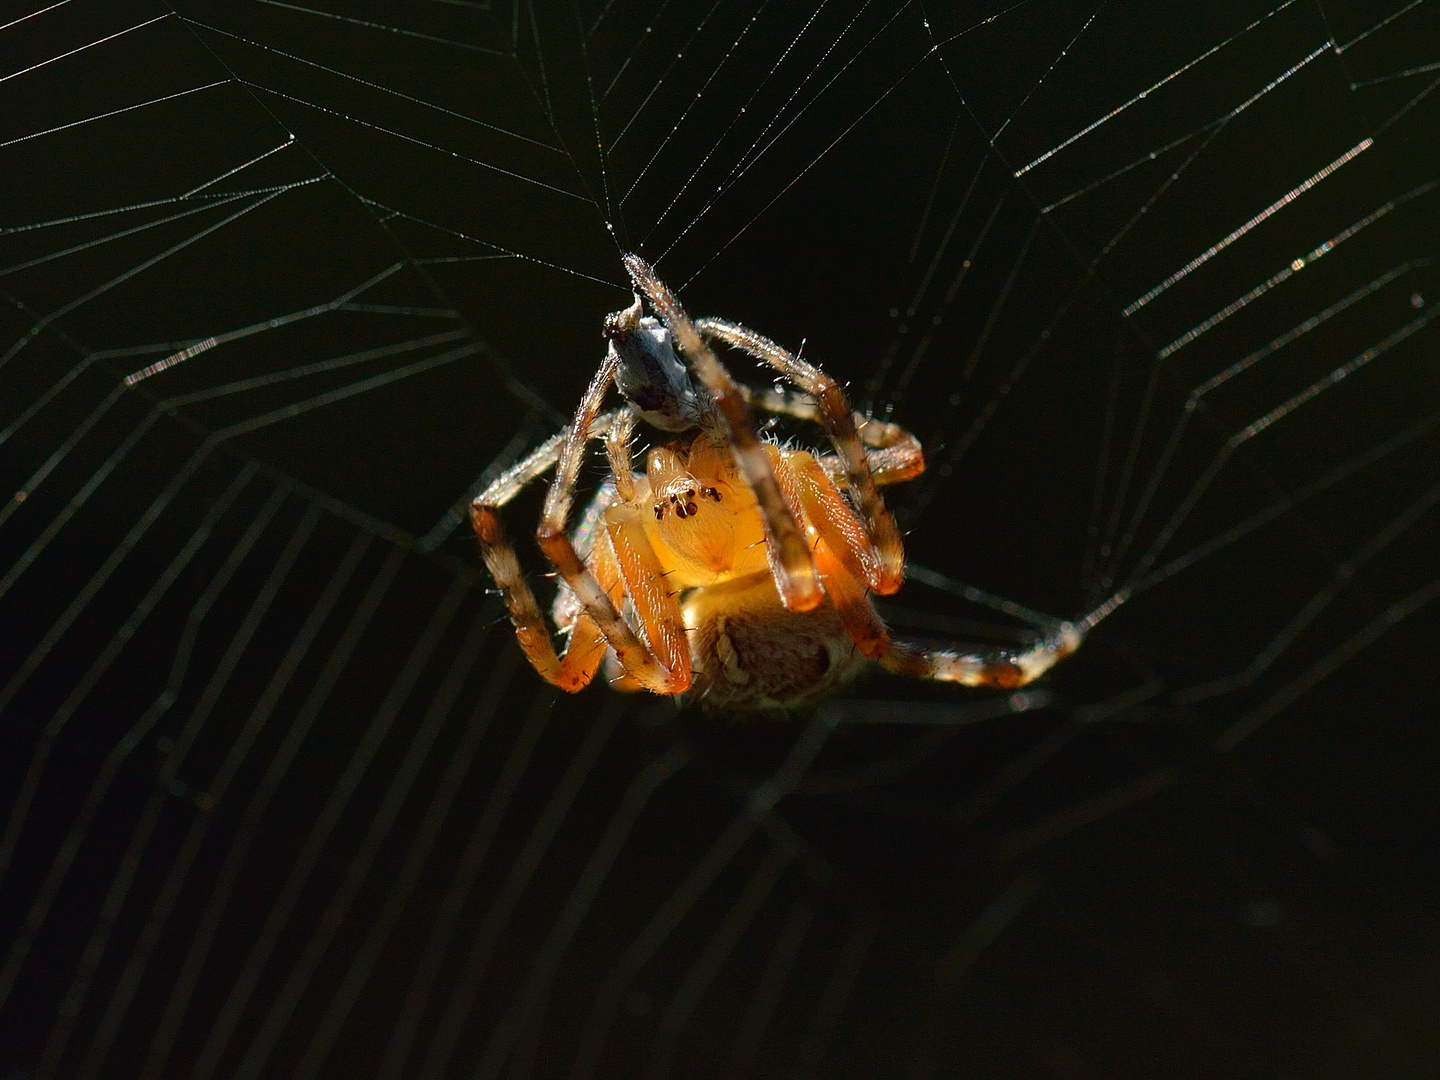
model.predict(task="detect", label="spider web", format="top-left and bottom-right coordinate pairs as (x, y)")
top-left (1, 0), bottom-right (1438, 1076)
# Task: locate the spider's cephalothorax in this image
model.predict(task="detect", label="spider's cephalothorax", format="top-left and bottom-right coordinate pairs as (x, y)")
top-left (471, 256), bottom-right (1082, 711)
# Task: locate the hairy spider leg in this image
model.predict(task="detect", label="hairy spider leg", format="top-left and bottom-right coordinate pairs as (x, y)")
top-left (765, 450), bottom-right (1081, 688)
top-left (472, 357), bottom-right (690, 694)
top-left (601, 407), bottom-right (639, 502)
top-left (778, 447), bottom-right (890, 590)
top-left (697, 317), bottom-right (906, 594)
top-left (746, 386), bottom-right (1070, 688)
top-left (623, 254), bottom-right (824, 613)
top-left (475, 408), bottom-right (623, 508)
top-left (841, 417), bottom-right (925, 488)
top-left (596, 408), bottom-right (691, 687)
top-left (470, 448), bottom-right (612, 691)
top-left (745, 385), bottom-right (926, 489)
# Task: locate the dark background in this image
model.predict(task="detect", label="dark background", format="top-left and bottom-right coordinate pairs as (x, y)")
top-left (1, 1), bottom-right (1437, 1077)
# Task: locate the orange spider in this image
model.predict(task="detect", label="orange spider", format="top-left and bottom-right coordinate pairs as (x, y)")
top-left (470, 255), bottom-right (1082, 711)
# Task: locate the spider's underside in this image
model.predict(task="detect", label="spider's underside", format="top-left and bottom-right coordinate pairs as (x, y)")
top-left (470, 256), bottom-right (1082, 711)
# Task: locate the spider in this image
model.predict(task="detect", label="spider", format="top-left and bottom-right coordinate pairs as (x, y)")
top-left (470, 255), bottom-right (1083, 711)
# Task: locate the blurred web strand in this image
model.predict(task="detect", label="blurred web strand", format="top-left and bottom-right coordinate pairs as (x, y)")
top-left (1215, 577), bottom-right (1440, 751)
top-left (416, 412), bottom-right (546, 551)
top-left (907, 872), bottom-right (1042, 1079)
top-left (0, 334), bottom-right (480, 608)
top-left (1155, 183), bottom-right (1440, 360)
top-left (1353, 58), bottom-right (1440, 88)
top-left (1132, 404), bottom-right (1440, 603)
top-left (0, 393), bottom-right (459, 979)
top-left (1040, 39), bottom-right (1329, 214)
top-left (1121, 137), bottom-right (1373, 316)
top-left (291, 640), bottom-right (530, 1080)
top-left (242, 605), bottom-right (502, 1080)
top-left (789, 912), bottom-right (877, 1074)
top-left (376, 687), bottom-right (558, 1080)
top-left (1014, 0), bottom-right (1300, 176)
top-left (1100, 258), bottom-right (1433, 588)
top-left (1177, 476), bottom-right (1440, 706)
top-left (193, 576), bottom-right (471, 1080)
top-left (0, 187), bottom-right (296, 370)
top-left (1231, 302), bottom-right (1440, 441)
top-left (124, 262), bottom-right (409, 384)
top-left (1334, 0), bottom-right (1428, 53)
top-left (0, 461), bottom-right (259, 967)
top-left (724, 898), bottom-right (813, 1079)
top-left (51, 526), bottom-right (371, 1073)
top-left (140, 547), bottom-right (409, 1080)
top-left (478, 745), bottom-right (695, 1079)
top-left (1, 190), bottom-right (261, 278)
top-left (569, 712), bottom-right (840, 1080)
top-left (906, 563), bottom-right (1063, 628)
top-left (0, 328), bottom-right (469, 530)
top-left (1120, 300), bottom-right (1440, 590)
top-left (412, 703), bottom-right (625, 1080)
top-left (991, 0), bottom-right (1108, 144)
top-left (819, 690), bottom-right (1053, 726)
top-left (641, 843), bottom-right (796, 1080)
top-left (38, 498), bottom-right (324, 1076)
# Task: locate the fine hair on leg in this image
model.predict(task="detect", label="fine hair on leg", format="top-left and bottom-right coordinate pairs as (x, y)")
top-left (744, 385), bottom-right (925, 490)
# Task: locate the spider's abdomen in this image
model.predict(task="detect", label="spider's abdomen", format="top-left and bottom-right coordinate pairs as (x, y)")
top-left (682, 572), bottom-right (867, 711)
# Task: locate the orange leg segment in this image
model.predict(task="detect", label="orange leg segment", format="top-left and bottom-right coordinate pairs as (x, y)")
top-left (785, 449), bottom-right (889, 592)
top-left (810, 538), bottom-right (1081, 689)
top-left (603, 504), bottom-right (692, 691)
top-left (471, 504), bottom-right (608, 692)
